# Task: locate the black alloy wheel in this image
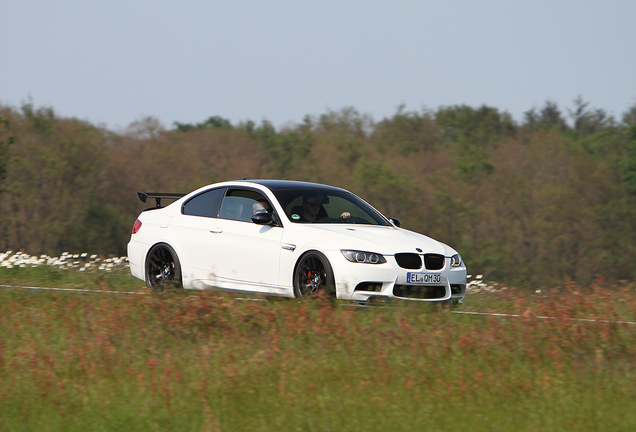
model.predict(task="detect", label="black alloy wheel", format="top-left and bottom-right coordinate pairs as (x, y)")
top-left (293, 251), bottom-right (335, 298)
top-left (145, 244), bottom-right (182, 293)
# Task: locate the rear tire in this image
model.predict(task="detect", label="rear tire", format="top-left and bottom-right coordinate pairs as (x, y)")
top-left (293, 251), bottom-right (335, 298)
top-left (145, 243), bottom-right (182, 293)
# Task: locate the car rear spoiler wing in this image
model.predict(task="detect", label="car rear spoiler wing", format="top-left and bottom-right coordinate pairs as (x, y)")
top-left (137, 192), bottom-right (186, 208)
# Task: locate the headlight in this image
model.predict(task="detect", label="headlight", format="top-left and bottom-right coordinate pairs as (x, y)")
top-left (341, 250), bottom-right (387, 264)
top-left (450, 254), bottom-right (463, 267)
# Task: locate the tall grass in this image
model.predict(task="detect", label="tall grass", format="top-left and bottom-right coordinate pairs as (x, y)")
top-left (1, 275), bottom-right (636, 431)
top-left (0, 255), bottom-right (140, 292)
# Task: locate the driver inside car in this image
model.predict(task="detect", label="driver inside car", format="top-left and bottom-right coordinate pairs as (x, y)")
top-left (301, 195), bottom-right (322, 222)
top-left (298, 194), bottom-right (350, 223)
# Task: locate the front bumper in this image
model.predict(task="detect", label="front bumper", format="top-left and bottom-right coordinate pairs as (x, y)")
top-left (326, 251), bottom-right (467, 303)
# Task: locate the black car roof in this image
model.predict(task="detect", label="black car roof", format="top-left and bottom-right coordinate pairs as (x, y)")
top-left (241, 179), bottom-right (346, 193)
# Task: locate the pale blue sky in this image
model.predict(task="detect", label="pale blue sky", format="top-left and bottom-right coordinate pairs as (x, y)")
top-left (2, 0), bottom-right (635, 130)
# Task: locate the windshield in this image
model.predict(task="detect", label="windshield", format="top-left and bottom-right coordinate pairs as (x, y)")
top-left (271, 188), bottom-right (390, 226)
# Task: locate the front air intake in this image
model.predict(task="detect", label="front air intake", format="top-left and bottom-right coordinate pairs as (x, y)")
top-left (393, 285), bottom-right (446, 299)
top-left (354, 282), bottom-right (383, 292)
top-left (395, 253), bottom-right (422, 270)
top-left (424, 254), bottom-right (445, 270)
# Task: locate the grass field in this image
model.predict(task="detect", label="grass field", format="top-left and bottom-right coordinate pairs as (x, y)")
top-left (1, 262), bottom-right (636, 431)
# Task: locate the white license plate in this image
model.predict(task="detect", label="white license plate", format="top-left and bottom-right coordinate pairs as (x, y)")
top-left (407, 273), bottom-right (441, 284)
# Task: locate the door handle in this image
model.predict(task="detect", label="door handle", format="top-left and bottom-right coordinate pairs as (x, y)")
top-left (209, 227), bottom-right (223, 234)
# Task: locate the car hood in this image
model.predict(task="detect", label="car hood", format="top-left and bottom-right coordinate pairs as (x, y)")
top-left (301, 224), bottom-right (452, 256)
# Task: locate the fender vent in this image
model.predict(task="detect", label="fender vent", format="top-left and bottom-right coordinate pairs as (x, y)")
top-left (395, 253), bottom-right (422, 270)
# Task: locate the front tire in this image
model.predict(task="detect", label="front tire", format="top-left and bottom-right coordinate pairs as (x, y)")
top-left (293, 251), bottom-right (335, 298)
top-left (145, 243), bottom-right (182, 293)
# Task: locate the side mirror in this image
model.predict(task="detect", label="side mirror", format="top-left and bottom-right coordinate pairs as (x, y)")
top-left (252, 212), bottom-right (274, 225)
top-left (389, 218), bottom-right (401, 227)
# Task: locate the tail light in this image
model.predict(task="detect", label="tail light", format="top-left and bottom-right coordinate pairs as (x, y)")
top-left (132, 219), bottom-right (142, 234)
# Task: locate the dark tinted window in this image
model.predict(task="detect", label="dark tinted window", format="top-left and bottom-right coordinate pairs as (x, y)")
top-left (271, 188), bottom-right (390, 225)
top-left (182, 188), bottom-right (224, 217)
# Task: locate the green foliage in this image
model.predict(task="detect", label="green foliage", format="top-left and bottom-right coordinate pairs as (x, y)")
top-left (452, 135), bottom-right (495, 182)
top-left (567, 95), bottom-right (612, 135)
top-left (313, 107), bottom-right (373, 168)
top-left (21, 102), bottom-right (57, 133)
top-left (620, 125), bottom-right (636, 194)
top-left (524, 100), bottom-right (568, 132)
top-left (429, 182), bottom-right (476, 245)
top-left (432, 105), bottom-right (512, 182)
top-left (1, 99), bottom-right (636, 287)
top-left (372, 106), bottom-right (438, 155)
top-left (435, 104), bottom-right (516, 145)
top-left (0, 116), bottom-right (14, 187)
top-left (0, 106), bottom-right (111, 255)
top-left (350, 159), bottom-right (413, 219)
top-left (622, 104), bottom-right (636, 127)
top-left (173, 115), bottom-right (233, 132)
top-left (255, 120), bottom-right (313, 178)
top-left (316, 106), bottom-right (372, 138)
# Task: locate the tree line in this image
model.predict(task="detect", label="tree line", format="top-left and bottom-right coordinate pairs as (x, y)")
top-left (1, 98), bottom-right (635, 288)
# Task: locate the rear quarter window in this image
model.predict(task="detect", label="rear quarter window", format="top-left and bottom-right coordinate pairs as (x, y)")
top-left (182, 188), bottom-right (224, 217)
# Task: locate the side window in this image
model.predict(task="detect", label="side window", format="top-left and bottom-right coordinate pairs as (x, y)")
top-left (182, 188), bottom-right (224, 218)
top-left (219, 189), bottom-right (273, 222)
top-left (285, 196), bottom-right (304, 220)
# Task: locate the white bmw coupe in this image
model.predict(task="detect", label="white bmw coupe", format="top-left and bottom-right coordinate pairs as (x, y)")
top-left (127, 180), bottom-right (466, 304)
